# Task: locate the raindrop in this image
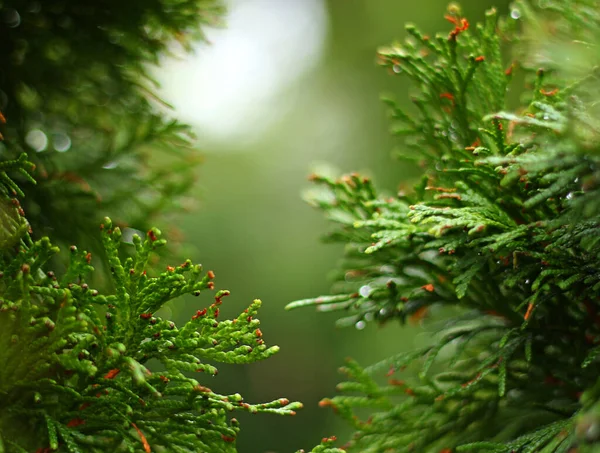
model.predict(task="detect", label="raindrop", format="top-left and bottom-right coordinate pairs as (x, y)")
top-left (359, 285), bottom-right (371, 298)
top-left (510, 9), bottom-right (521, 19)
top-left (103, 161), bottom-right (119, 169)
top-left (52, 133), bottom-right (71, 152)
top-left (565, 192), bottom-right (574, 200)
top-left (365, 312), bottom-right (374, 322)
top-left (3, 9), bottom-right (21, 28)
top-left (25, 129), bottom-right (48, 152)
top-left (393, 64), bottom-right (402, 74)
top-left (525, 279), bottom-right (530, 284)
top-left (355, 320), bottom-right (366, 330)
top-left (379, 308), bottom-right (388, 317)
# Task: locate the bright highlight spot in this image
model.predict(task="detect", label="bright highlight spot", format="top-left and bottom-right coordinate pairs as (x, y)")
top-left (26, 129), bottom-right (48, 152)
top-left (53, 133), bottom-right (71, 152)
top-left (157, 0), bottom-right (328, 145)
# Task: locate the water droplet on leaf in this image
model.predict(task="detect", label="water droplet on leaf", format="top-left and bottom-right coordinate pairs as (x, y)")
top-left (359, 285), bottom-right (371, 298)
top-left (103, 161), bottom-right (119, 169)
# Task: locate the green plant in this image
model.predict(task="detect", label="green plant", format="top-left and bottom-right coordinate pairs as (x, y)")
top-left (0, 0), bottom-right (222, 256)
top-left (289, 1), bottom-right (600, 451)
top-left (0, 1), bottom-right (300, 451)
top-left (0, 160), bottom-right (300, 452)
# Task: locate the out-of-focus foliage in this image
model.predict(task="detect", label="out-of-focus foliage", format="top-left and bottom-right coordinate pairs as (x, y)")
top-left (0, 0), bottom-right (224, 258)
top-left (290, 1), bottom-right (600, 451)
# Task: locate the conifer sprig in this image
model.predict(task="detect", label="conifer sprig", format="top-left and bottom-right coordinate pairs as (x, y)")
top-left (290, 1), bottom-right (600, 451)
top-left (0, 157), bottom-right (300, 452)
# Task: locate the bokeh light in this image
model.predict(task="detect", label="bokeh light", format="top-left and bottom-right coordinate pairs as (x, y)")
top-left (158, 0), bottom-right (328, 145)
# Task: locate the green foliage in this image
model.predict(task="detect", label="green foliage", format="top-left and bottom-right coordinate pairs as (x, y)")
top-left (0, 2), bottom-right (302, 451)
top-left (289, 1), bottom-right (600, 451)
top-left (0, 157), bottom-right (301, 452)
top-left (297, 436), bottom-right (345, 453)
top-left (0, 0), bottom-right (224, 257)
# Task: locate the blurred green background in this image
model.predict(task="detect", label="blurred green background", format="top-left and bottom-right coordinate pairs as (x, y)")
top-left (154, 0), bottom-right (510, 451)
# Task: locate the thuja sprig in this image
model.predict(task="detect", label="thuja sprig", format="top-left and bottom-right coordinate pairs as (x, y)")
top-left (291, 2), bottom-right (600, 452)
top-left (0, 153), bottom-right (36, 251)
top-left (0, 152), bottom-right (37, 199)
top-left (296, 436), bottom-right (345, 453)
top-left (0, 215), bottom-right (301, 452)
top-left (287, 5), bottom-right (517, 328)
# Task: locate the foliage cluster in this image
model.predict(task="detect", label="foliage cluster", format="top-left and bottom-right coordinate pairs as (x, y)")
top-left (0, 1), bottom-right (300, 452)
top-left (290, 1), bottom-right (600, 452)
top-left (3, 0), bottom-right (600, 451)
top-left (0, 0), bottom-right (225, 255)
